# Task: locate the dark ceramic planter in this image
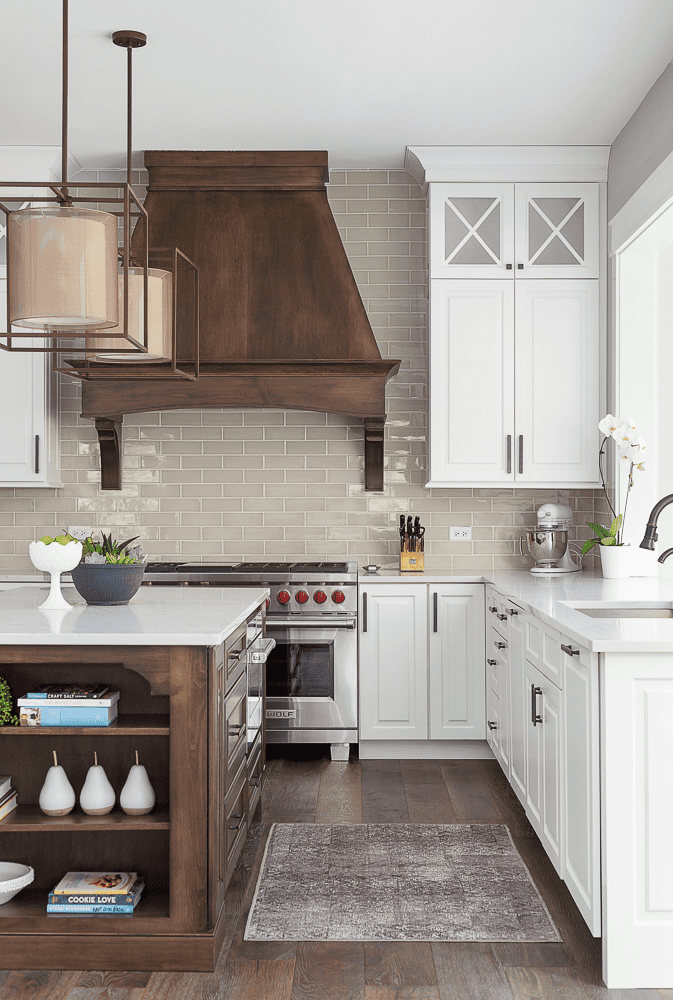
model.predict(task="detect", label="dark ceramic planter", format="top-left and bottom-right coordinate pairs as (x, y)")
top-left (70, 562), bottom-right (146, 606)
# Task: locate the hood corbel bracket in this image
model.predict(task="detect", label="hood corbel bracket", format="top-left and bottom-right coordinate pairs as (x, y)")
top-left (94, 416), bottom-right (123, 491)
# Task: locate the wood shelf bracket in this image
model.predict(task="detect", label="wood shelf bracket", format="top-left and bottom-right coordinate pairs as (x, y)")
top-left (364, 417), bottom-right (386, 492)
top-left (94, 416), bottom-right (123, 491)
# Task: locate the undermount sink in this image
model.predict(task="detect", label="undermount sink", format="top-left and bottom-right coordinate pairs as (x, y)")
top-left (577, 606), bottom-right (673, 619)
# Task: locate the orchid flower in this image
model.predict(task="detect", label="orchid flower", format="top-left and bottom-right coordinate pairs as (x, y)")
top-left (598, 413), bottom-right (625, 437)
top-left (592, 412), bottom-right (649, 547)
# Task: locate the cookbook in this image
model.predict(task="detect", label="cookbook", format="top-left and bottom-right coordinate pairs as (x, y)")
top-left (52, 872), bottom-right (138, 895)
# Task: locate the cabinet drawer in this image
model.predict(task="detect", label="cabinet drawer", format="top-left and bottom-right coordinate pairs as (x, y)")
top-left (225, 623), bottom-right (247, 690)
top-left (487, 594), bottom-right (510, 637)
top-left (224, 760), bottom-right (248, 884)
top-left (488, 626), bottom-right (508, 698)
top-left (225, 672), bottom-right (247, 785)
top-left (247, 738), bottom-right (263, 818)
top-left (525, 616), bottom-right (562, 688)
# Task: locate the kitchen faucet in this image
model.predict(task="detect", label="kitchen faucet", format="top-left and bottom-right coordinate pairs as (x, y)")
top-left (640, 494), bottom-right (673, 562)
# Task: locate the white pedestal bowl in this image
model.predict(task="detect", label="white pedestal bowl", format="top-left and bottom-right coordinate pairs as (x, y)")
top-left (29, 540), bottom-right (83, 610)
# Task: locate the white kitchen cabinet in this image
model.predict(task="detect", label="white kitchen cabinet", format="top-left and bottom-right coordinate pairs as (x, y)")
top-left (429, 585), bottom-right (485, 739)
top-left (525, 658), bottom-right (564, 876)
top-left (428, 278), bottom-right (599, 487)
top-left (508, 612), bottom-right (528, 806)
top-left (0, 329), bottom-right (60, 487)
top-left (430, 182), bottom-right (599, 280)
top-left (561, 636), bottom-right (600, 934)
top-left (514, 281), bottom-right (599, 483)
top-left (359, 584), bottom-right (428, 740)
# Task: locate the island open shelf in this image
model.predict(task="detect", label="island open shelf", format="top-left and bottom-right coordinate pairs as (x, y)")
top-left (0, 714), bottom-right (170, 736)
top-left (0, 804), bottom-right (170, 832)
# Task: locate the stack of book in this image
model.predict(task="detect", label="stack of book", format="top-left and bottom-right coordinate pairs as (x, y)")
top-left (17, 685), bottom-right (120, 727)
top-left (47, 872), bottom-right (144, 915)
top-left (0, 776), bottom-right (17, 823)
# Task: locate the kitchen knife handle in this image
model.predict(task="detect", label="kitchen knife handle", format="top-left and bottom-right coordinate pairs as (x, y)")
top-left (433, 592), bottom-right (438, 633)
top-left (362, 592), bottom-right (368, 632)
top-left (506, 434), bottom-right (511, 474)
top-left (518, 435), bottom-right (523, 475)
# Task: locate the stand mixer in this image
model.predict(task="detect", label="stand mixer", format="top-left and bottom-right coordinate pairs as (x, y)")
top-left (523, 503), bottom-right (583, 575)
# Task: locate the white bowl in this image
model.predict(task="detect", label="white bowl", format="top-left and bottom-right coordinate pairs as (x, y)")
top-left (0, 863), bottom-right (34, 905)
top-left (29, 539), bottom-right (82, 575)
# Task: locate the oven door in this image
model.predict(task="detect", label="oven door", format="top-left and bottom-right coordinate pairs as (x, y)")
top-left (265, 617), bottom-right (357, 732)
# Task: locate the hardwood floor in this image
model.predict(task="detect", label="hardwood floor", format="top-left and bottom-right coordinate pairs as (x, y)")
top-left (1, 751), bottom-right (665, 1000)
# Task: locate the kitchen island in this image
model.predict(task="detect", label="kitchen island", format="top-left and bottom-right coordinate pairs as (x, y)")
top-left (0, 584), bottom-right (268, 972)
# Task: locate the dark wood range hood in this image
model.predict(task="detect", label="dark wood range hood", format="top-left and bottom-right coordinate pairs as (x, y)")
top-left (77, 151), bottom-right (400, 490)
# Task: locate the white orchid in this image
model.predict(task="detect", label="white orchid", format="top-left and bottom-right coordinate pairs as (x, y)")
top-left (592, 412), bottom-right (649, 548)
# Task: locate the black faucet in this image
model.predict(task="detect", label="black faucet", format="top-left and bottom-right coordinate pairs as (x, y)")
top-left (640, 494), bottom-right (673, 562)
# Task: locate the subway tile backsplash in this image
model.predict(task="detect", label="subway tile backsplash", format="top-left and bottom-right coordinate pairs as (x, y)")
top-left (0, 168), bottom-right (604, 573)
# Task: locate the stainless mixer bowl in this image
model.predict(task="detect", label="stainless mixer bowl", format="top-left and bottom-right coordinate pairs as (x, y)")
top-left (525, 529), bottom-right (568, 565)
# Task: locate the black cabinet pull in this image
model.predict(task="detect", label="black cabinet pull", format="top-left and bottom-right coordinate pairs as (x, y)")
top-left (518, 435), bottom-right (524, 475)
top-left (561, 643), bottom-right (579, 657)
top-left (497, 613), bottom-right (507, 621)
top-left (362, 592), bottom-right (367, 632)
top-left (507, 608), bottom-right (518, 616)
top-left (229, 814), bottom-right (243, 831)
top-left (249, 777), bottom-right (260, 788)
top-left (488, 605), bottom-right (498, 614)
top-left (495, 641), bottom-right (506, 650)
top-left (506, 434), bottom-right (512, 474)
top-left (34, 434), bottom-right (40, 475)
top-left (433, 592), bottom-right (438, 632)
top-left (486, 658), bottom-right (497, 666)
top-left (517, 263), bottom-right (524, 269)
top-left (505, 263), bottom-right (512, 270)
top-left (487, 720), bottom-right (497, 730)
top-left (531, 684), bottom-right (543, 726)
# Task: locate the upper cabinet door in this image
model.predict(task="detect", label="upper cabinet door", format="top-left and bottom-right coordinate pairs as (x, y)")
top-left (514, 280), bottom-right (599, 484)
top-left (429, 184), bottom-right (515, 279)
top-left (429, 280), bottom-right (515, 484)
top-left (515, 183), bottom-right (599, 279)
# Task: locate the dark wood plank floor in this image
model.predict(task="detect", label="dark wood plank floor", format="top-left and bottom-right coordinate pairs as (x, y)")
top-left (1, 752), bottom-right (665, 1000)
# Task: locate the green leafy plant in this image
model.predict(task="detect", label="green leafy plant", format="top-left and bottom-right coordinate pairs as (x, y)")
top-left (0, 675), bottom-right (18, 727)
top-left (581, 515), bottom-right (622, 556)
top-left (81, 532), bottom-right (141, 565)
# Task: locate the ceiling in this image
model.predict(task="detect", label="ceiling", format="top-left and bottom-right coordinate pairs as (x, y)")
top-left (2, 0), bottom-right (673, 170)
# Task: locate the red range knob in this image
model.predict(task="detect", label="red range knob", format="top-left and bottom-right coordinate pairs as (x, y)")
top-left (295, 590), bottom-right (309, 604)
top-left (314, 590), bottom-right (328, 604)
top-left (332, 590), bottom-right (346, 604)
top-left (277, 590), bottom-right (291, 605)
top-left (265, 598), bottom-right (270, 610)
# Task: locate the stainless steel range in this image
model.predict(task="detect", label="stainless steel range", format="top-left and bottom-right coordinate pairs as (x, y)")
top-left (143, 561), bottom-right (358, 761)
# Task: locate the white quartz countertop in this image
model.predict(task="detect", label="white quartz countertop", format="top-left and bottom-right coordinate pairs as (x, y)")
top-left (0, 584), bottom-right (269, 645)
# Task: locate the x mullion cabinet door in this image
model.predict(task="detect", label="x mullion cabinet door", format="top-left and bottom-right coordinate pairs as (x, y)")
top-left (359, 584), bottom-right (428, 740)
top-left (429, 183), bottom-right (515, 279)
top-left (515, 183), bottom-right (599, 279)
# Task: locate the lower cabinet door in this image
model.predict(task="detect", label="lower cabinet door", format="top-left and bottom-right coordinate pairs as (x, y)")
top-left (525, 660), bottom-right (543, 833)
top-left (526, 660), bottom-right (564, 877)
top-left (428, 585), bottom-right (485, 739)
top-left (509, 633), bottom-right (527, 806)
top-left (359, 584), bottom-right (428, 740)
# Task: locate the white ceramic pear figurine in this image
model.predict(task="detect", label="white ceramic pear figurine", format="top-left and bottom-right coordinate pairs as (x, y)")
top-left (39, 750), bottom-right (76, 816)
top-left (79, 751), bottom-right (116, 816)
top-left (120, 750), bottom-right (156, 816)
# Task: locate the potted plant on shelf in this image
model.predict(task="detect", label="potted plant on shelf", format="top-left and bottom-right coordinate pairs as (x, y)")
top-left (70, 532), bottom-right (147, 606)
top-left (582, 414), bottom-right (647, 579)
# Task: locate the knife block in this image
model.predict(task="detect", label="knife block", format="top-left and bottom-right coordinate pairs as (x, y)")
top-left (400, 552), bottom-right (424, 572)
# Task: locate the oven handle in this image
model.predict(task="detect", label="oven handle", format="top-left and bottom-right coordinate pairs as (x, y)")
top-left (267, 617), bottom-right (357, 630)
top-left (249, 638), bottom-right (276, 662)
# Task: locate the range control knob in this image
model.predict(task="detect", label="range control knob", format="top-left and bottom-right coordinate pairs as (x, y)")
top-left (332, 590), bottom-right (346, 604)
top-left (265, 598), bottom-right (270, 610)
top-left (277, 590), bottom-right (291, 605)
top-left (295, 590), bottom-right (309, 604)
top-left (313, 590), bottom-right (328, 604)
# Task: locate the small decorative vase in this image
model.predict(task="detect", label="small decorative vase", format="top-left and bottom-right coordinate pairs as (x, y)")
top-left (600, 543), bottom-right (631, 579)
top-left (39, 750), bottom-right (76, 816)
top-left (79, 752), bottom-right (116, 816)
top-left (29, 540), bottom-right (82, 610)
top-left (120, 750), bottom-right (156, 816)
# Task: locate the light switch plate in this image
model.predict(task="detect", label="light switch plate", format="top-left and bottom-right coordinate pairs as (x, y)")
top-left (450, 526), bottom-right (472, 541)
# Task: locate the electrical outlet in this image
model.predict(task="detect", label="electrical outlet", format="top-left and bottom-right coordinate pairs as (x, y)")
top-left (67, 526), bottom-right (90, 541)
top-left (450, 526), bottom-right (472, 541)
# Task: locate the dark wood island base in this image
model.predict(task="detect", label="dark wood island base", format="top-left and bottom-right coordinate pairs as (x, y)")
top-left (0, 615), bottom-right (265, 971)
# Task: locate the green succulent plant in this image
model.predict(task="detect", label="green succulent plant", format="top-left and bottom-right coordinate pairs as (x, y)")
top-left (581, 515), bottom-right (623, 555)
top-left (0, 675), bottom-right (18, 727)
top-left (81, 532), bottom-right (141, 565)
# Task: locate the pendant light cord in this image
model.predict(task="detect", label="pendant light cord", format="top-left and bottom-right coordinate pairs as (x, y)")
top-left (127, 45), bottom-right (132, 188)
top-left (62, 0), bottom-right (68, 188)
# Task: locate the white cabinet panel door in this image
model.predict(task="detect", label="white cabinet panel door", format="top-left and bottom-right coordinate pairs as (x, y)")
top-left (429, 280), bottom-right (515, 484)
top-left (563, 641), bottom-right (601, 934)
top-left (429, 585), bottom-right (485, 740)
top-left (359, 584), bottom-right (428, 740)
top-left (514, 280), bottom-right (599, 484)
top-left (540, 671), bottom-right (564, 877)
top-left (515, 183), bottom-right (599, 279)
top-left (508, 627), bottom-right (527, 807)
top-left (429, 183), bottom-right (515, 279)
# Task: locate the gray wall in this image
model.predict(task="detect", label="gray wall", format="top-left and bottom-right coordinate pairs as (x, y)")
top-left (608, 61), bottom-right (673, 220)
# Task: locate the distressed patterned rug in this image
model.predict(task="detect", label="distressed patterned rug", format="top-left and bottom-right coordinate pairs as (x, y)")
top-left (244, 823), bottom-right (560, 942)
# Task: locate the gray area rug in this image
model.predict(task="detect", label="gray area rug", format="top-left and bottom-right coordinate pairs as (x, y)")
top-left (245, 823), bottom-right (561, 942)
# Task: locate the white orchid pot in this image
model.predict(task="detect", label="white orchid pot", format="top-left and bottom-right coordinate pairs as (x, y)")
top-left (600, 543), bottom-right (631, 579)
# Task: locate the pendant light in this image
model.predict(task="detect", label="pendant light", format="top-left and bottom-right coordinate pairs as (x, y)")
top-left (0, 0), bottom-right (142, 352)
top-left (60, 30), bottom-right (199, 381)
